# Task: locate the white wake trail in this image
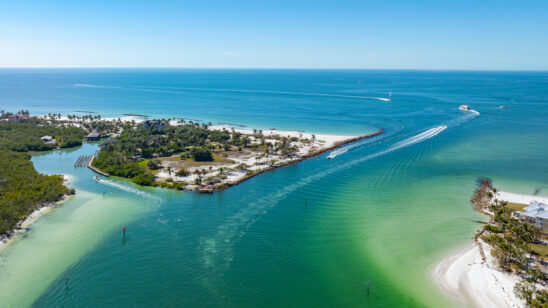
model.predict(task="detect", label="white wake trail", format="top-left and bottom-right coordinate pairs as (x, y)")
top-left (96, 178), bottom-right (161, 202)
top-left (446, 109), bottom-right (480, 127)
top-left (327, 134), bottom-right (383, 159)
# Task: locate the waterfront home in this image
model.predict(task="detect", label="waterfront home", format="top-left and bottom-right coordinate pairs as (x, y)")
top-left (140, 120), bottom-right (168, 132)
top-left (100, 139), bottom-right (120, 150)
top-left (521, 201), bottom-right (548, 230)
top-left (86, 131), bottom-right (101, 141)
top-left (8, 114), bottom-right (29, 121)
top-left (41, 135), bottom-right (53, 142)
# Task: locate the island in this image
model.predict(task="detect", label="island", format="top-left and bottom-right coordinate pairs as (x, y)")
top-left (91, 118), bottom-right (382, 192)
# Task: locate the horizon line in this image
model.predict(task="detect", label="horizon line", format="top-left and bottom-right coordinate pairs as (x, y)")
top-left (0, 66), bottom-right (547, 72)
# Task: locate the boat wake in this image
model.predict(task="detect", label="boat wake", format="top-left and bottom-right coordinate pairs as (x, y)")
top-left (327, 109), bottom-right (478, 160)
top-left (74, 83), bottom-right (391, 102)
top-left (391, 125), bottom-right (446, 150)
top-left (327, 134), bottom-right (384, 159)
top-left (95, 178), bottom-right (161, 202)
top-left (198, 123), bottom-right (454, 275)
top-left (447, 109), bottom-right (480, 127)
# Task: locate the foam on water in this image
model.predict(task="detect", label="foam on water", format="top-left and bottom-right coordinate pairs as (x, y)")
top-left (95, 178), bottom-right (162, 202)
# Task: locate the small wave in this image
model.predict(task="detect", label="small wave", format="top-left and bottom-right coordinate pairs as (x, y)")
top-left (73, 83), bottom-right (120, 89)
top-left (96, 178), bottom-right (161, 202)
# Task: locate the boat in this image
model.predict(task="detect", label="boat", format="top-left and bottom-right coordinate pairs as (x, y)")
top-left (387, 91), bottom-right (392, 102)
top-left (94, 176), bottom-right (100, 182)
top-left (459, 105), bottom-right (471, 111)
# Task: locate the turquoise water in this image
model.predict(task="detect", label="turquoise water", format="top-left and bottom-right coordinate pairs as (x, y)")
top-left (0, 69), bottom-right (547, 307)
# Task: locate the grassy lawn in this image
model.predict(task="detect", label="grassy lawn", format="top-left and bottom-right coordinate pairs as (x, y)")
top-left (506, 202), bottom-right (528, 212)
top-left (530, 243), bottom-right (548, 260)
top-left (154, 154), bottom-right (235, 169)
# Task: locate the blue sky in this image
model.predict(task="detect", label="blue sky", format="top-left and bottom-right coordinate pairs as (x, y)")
top-left (1, 0), bottom-right (547, 70)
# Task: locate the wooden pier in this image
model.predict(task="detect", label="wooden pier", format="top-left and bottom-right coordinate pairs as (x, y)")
top-left (74, 155), bottom-right (94, 167)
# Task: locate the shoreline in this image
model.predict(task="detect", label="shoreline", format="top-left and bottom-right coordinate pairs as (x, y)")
top-left (215, 128), bottom-right (383, 191)
top-left (433, 241), bottom-right (524, 308)
top-left (88, 120), bottom-right (383, 192)
top-left (433, 190), bottom-right (548, 308)
top-left (0, 175), bottom-right (73, 251)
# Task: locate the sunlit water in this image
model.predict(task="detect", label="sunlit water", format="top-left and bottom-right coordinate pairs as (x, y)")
top-left (0, 70), bottom-right (547, 307)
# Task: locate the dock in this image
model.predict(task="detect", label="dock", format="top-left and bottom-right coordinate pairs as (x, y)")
top-left (87, 155), bottom-right (110, 177)
top-left (74, 155), bottom-right (94, 167)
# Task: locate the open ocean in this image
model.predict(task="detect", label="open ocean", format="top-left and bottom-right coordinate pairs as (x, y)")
top-left (0, 69), bottom-right (547, 307)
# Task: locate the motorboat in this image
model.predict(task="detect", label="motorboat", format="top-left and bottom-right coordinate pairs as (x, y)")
top-left (459, 105), bottom-right (471, 111)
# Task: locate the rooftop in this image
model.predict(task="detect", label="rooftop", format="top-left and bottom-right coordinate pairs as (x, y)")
top-left (523, 201), bottom-right (548, 219)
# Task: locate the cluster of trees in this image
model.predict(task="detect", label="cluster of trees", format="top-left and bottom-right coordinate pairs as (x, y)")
top-left (92, 119), bottom-right (309, 187)
top-left (473, 182), bottom-right (548, 306)
top-left (0, 112), bottom-right (110, 236)
top-left (0, 146), bottom-right (73, 236)
top-left (482, 198), bottom-right (545, 279)
top-left (0, 121), bottom-right (84, 151)
top-left (92, 121), bottom-right (233, 185)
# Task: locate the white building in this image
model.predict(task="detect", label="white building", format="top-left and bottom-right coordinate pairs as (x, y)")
top-left (522, 201), bottom-right (548, 230)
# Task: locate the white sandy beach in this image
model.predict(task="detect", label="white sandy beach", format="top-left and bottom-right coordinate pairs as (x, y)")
top-left (434, 242), bottom-right (524, 308)
top-left (494, 191), bottom-right (548, 205)
top-left (208, 125), bottom-right (355, 149)
top-left (434, 190), bottom-right (548, 308)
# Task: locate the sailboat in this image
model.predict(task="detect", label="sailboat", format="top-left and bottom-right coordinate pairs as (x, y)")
top-left (388, 91), bottom-right (392, 102)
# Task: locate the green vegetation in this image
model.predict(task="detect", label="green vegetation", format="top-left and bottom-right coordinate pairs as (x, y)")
top-left (0, 151), bottom-right (73, 235)
top-left (0, 120), bottom-right (84, 151)
top-left (0, 118), bottom-right (86, 236)
top-left (481, 197), bottom-right (543, 277)
top-left (514, 281), bottom-right (548, 307)
top-left (0, 112), bottom-right (117, 236)
top-left (472, 180), bottom-right (548, 306)
top-left (191, 147), bottom-right (213, 161)
top-left (91, 120), bottom-right (296, 187)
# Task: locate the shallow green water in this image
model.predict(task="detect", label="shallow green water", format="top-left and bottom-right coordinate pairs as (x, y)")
top-left (0, 70), bottom-right (547, 307)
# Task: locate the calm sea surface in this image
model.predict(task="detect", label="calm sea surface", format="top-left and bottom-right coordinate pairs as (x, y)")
top-left (0, 69), bottom-right (547, 307)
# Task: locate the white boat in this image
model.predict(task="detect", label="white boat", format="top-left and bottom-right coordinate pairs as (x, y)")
top-left (459, 105), bottom-right (471, 111)
top-left (388, 91), bottom-right (392, 102)
top-left (94, 176), bottom-right (100, 182)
